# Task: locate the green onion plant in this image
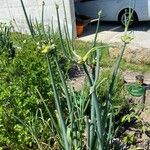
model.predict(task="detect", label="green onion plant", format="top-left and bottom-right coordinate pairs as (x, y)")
top-left (19, 0), bottom-right (134, 149)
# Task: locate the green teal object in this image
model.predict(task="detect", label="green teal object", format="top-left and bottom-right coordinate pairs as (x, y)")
top-left (127, 84), bottom-right (145, 97)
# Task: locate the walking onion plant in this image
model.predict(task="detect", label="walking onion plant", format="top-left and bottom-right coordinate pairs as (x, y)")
top-left (19, 0), bottom-right (134, 149)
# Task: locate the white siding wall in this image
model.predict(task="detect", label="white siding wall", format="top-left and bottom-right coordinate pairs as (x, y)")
top-left (0, 0), bottom-right (76, 37)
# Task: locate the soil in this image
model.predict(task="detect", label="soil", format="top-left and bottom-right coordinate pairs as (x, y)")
top-left (68, 64), bottom-right (86, 91)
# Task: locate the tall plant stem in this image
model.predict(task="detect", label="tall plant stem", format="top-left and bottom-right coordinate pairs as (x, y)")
top-left (93, 12), bottom-right (101, 48)
top-left (89, 12), bottom-right (102, 149)
top-left (108, 43), bottom-right (126, 109)
top-left (82, 64), bottom-right (103, 150)
top-left (20, 0), bottom-right (35, 38)
top-left (104, 42), bottom-right (127, 145)
top-left (56, 5), bottom-right (71, 60)
top-left (53, 55), bottom-right (72, 114)
top-left (62, 0), bottom-right (74, 50)
top-left (46, 54), bottom-right (69, 150)
top-left (41, 3), bottom-right (44, 25)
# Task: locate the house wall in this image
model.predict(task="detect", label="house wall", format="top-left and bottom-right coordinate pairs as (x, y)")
top-left (0, 0), bottom-right (76, 37)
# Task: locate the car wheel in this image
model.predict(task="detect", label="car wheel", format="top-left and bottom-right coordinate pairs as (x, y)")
top-left (118, 9), bottom-right (138, 27)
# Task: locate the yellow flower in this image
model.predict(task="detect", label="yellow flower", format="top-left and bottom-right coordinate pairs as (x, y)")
top-left (73, 47), bottom-right (98, 64)
top-left (121, 34), bottom-right (134, 44)
top-left (77, 57), bottom-right (84, 64)
top-left (41, 44), bottom-right (56, 54)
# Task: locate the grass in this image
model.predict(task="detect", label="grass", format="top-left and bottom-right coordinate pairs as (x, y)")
top-left (11, 32), bottom-right (150, 74)
top-left (74, 40), bottom-right (150, 73)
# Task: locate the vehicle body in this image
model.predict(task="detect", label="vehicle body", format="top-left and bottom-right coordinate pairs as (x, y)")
top-left (75, 0), bottom-right (150, 25)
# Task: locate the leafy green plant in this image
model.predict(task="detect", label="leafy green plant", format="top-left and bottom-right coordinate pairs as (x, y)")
top-left (0, 32), bottom-right (71, 148)
top-left (0, 44), bottom-right (48, 148)
top-left (123, 133), bottom-right (136, 145)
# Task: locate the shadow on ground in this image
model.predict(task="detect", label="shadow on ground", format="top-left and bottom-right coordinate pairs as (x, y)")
top-left (81, 21), bottom-right (150, 37)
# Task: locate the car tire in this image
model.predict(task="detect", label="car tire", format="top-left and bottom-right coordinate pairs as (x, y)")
top-left (118, 9), bottom-right (138, 27)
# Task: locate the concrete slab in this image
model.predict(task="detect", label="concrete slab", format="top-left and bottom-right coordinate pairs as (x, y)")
top-left (79, 21), bottom-right (150, 42)
top-left (79, 21), bottom-right (150, 64)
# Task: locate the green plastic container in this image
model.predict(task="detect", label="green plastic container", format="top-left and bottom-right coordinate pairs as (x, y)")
top-left (127, 84), bottom-right (145, 97)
